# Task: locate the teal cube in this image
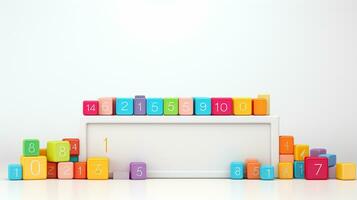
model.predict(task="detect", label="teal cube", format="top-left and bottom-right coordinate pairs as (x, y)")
top-left (230, 162), bottom-right (244, 179)
top-left (23, 139), bottom-right (40, 156)
top-left (319, 154), bottom-right (336, 167)
top-left (8, 164), bottom-right (22, 180)
top-left (70, 155), bottom-right (79, 162)
top-left (260, 165), bottom-right (275, 180)
top-left (116, 98), bottom-right (134, 115)
top-left (194, 97), bottom-right (211, 115)
top-left (147, 98), bottom-right (163, 115)
top-left (294, 161), bottom-right (305, 178)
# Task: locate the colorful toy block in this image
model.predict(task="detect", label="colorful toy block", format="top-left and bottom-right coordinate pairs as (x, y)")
top-left (74, 162), bottom-right (87, 179)
top-left (98, 97), bottom-right (115, 115)
top-left (294, 161), bottom-right (305, 178)
top-left (279, 136), bottom-right (294, 154)
top-left (116, 98), bottom-right (134, 115)
top-left (47, 141), bottom-right (70, 162)
top-left (278, 162), bottom-right (293, 179)
top-left (58, 162), bottom-right (74, 179)
top-left (63, 138), bottom-right (80, 156)
top-left (163, 98), bottom-right (179, 115)
top-left (179, 97), bottom-right (193, 115)
top-left (252, 98), bottom-right (267, 115)
top-left (23, 139), bottom-right (40, 157)
top-left (83, 100), bottom-right (99, 115)
top-left (233, 98), bottom-right (252, 115)
top-left (40, 148), bottom-right (47, 156)
top-left (294, 144), bottom-right (309, 161)
top-left (47, 162), bottom-right (57, 179)
top-left (8, 164), bottom-right (22, 180)
top-left (246, 161), bottom-right (260, 179)
top-left (257, 94), bottom-right (270, 115)
top-left (329, 166), bottom-right (336, 179)
top-left (20, 156), bottom-right (47, 180)
top-left (310, 148), bottom-right (327, 157)
top-left (230, 162), bottom-right (244, 179)
top-left (304, 157), bottom-right (328, 180)
top-left (260, 165), bottom-right (275, 180)
top-left (134, 95), bottom-right (146, 115)
top-left (87, 157), bottom-right (109, 180)
top-left (336, 163), bottom-right (356, 180)
top-left (146, 98), bottom-right (163, 115)
top-left (194, 97), bottom-right (211, 115)
top-left (130, 162), bottom-right (147, 180)
top-left (319, 154), bottom-right (336, 167)
top-left (70, 155), bottom-right (79, 162)
top-left (279, 155), bottom-right (294, 163)
top-left (211, 98), bottom-right (233, 115)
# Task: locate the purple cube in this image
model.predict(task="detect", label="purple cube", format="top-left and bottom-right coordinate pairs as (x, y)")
top-left (310, 148), bottom-right (327, 157)
top-left (130, 162), bottom-right (147, 180)
top-left (134, 95), bottom-right (146, 115)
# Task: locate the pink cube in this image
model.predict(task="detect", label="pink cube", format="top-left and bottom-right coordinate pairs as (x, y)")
top-left (310, 148), bottom-right (327, 157)
top-left (304, 157), bottom-right (328, 180)
top-left (83, 100), bottom-right (99, 115)
top-left (279, 155), bottom-right (294, 163)
top-left (179, 98), bottom-right (193, 115)
top-left (211, 98), bottom-right (233, 115)
top-left (58, 162), bottom-right (74, 179)
top-left (99, 97), bottom-right (115, 115)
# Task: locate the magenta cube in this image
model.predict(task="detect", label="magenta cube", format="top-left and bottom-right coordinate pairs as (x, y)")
top-left (130, 162), bottom-right (147, 180)
top-left (310, 148), bottom-right (327, 157)
top-left (83, 100), bottom-right (99, 115)
top-left (304, 157), bottom-right (328, 180)
top-left (211, 98), bottom-right (233, 115)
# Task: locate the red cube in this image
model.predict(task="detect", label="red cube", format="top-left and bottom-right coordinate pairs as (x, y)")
top-left (63, 138), bottom-right (80, 156)
top-left (74, 162), bottom-right (87, 179)
top-left (211, 98), bottom-right (233, 115)
top-left (83, 100), bottom-right (99, 115)
top-left (305, 157), bottom-right (328, 180)
top-left (47, 162), bottom-right (57, 179)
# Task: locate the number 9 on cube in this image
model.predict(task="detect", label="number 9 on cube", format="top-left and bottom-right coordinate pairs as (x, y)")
top-left (194, 97), bottom-right (211, 115)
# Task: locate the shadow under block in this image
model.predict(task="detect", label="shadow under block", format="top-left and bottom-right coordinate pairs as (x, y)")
top-left (20, 156), bottom-right (47, 180)
top-left (23, 139), bottom-right (40, 157)
top-left (278, 162), bottom-right (293, 179)
top-left (279, 136), bottom-right (294, 154)
top-left (47, 141), bottom-right (70, 162)
top-left (336, 163), bottom-right (356, 180)
top-left (233, 98), bottom-right (252, 115)
top-left (294, 144), bottom-right (310, 161)
top-left (87, 157), bottom-right (109, 180)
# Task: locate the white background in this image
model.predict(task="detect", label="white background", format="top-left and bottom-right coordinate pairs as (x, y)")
top-left (0, 0), bottom-right (356, 177)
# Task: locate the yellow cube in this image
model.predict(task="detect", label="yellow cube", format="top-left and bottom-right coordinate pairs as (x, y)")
top-left (87, 157), bottom-right (109, 180)
top-left (257, 94), bottom-right (270, 115)
top-left (20, 156), bottom-right (47, 180)
top-left (233, 98), bottom-right (252, 115)
top-left (278, 162), bottom-right (293, 179)
top-left (40, 148), bottom-right (47, 156)
top-left (336, 163), bottom-right (356, 180)
top-left (294, 144), bottom-right (309, 161)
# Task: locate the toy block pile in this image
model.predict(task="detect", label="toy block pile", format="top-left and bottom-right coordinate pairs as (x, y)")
top-left (83, 94), bottom-right (270, 116)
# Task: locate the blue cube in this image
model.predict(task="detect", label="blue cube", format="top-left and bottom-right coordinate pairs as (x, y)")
top-left (194, 97), bottom-right (211, 115)
top-left (8, 164), bottom-right (22, 180)
top-left (147, 98), bottom-right (163, 115)
top-left (230, 162), bottom-right (244, 179)
top-left (116, 98), bottom-right (134, 115)
top-left (260, 165), bottom-right (275, 180)
top-left (319, 154), bottom-right (336, 167)
top-left (70, 155), bottom-right (79, 162)
top-left (294, 161), bottom-right (305, 178)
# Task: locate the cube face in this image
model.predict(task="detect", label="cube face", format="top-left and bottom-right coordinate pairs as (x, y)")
top-left (211, 98), bottom-right (233, 115)
top-left (319, 154), bottom-right (336, 167)
top-left (329, 166), bottom-right (336, 179)
top-left (83, 100), bottom-right (99, 115)
top-left (336, 163), bottom-right (356, 180)
top-left (21, 156), bottom-right (47, 180)
top-left (40, 148), bottom-right (47, 156)
top-left (146, 98), bottom-right (163, 115)
top-left (257, 94), bottom-right (270, 115)
top-left (47, 162), bottom-right (57, 179)
top-left (134, 95), bottom-right (146, 115)
top-left (194, 97), bottom-right (211, 115)
top-left (304, 157), bottom-right (328, 180)
top-left (278, 162), bottom-right (293, 179)
top-left (116, 98), bottom-right (134, 115)
top-left (230, 162), bottom-right (244, 179)
top-left (294, 144), bottom-right (309, 161)
top-left (87, 157), bottom-right (109, 180)
top-left (98, 97), bottom-right (115, 115)
top-left (252, 98), bottom-right (267, 115)
top-left (279, 155), bottom-right (294, 163)
top-left (74, 162), bottom-right (87, 179)
top-left (179, 97), bottom-right (193, 115)
top-left (130, 162), bottom-right (147, 180)
top-left (310, 148), bottom-right (327, 157)
top-left (47, 141), bottom-right (70, 162)
top-left (279, 136), bottom-right (294, 154)
top-left (58, 162), bottom-right (74, 179)
top-left (260, 165), bottom-right (275, 180)
top-left (246, 162), bottom-right (260, 179)
top-left (163, 98), bottom-right (179, 115)
top-left (233, 98), bottom-right (252, 115)
top-left (8, 164), bottom-right (22, 180)
top-left (70, 156), bottom-right (79, 162)
top-left (63, 138), bottom-right (80, 156)
top-left (294, 161), bottom-right (305, 179)
top-left (23, 139), bottom-right (40, 157)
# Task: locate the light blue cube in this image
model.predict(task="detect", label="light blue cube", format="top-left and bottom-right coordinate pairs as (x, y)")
top-left (230, 162), bottom-right (244, 179)
top-left (294, 161), bottom-right (305, 178)
top-left (319, 154), bottom-right (336, 167)
top-left (8, 164), bottom-right (22, 180)
top-left (260, 165), bottom-right (275, 180)
top-left (147, 98), bottom-right (163, 115)
top-left (116, 98), bottom-right (134, 115)
top-left (194, 97), bottom-right (211, 115)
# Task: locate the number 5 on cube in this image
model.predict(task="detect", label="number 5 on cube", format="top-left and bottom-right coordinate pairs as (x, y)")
top-left (164, 98), bottom-right (178, 115)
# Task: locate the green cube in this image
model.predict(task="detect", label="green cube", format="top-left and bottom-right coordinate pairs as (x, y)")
top-left (164, 98), bottom-right (179, 115)
top-left (23, 139), bottom-right (40, 157)
top-left (47, 141), bottom-right (70, 162)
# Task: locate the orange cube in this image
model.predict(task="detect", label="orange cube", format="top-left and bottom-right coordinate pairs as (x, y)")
top-left (279, 155), bottom-right (294, 163)
top-left (279, 136), bottom-right (294, 154)
top-left (40, 149), bottom-right (47, 156)
top-left (246, 161), bottom-right (261, 179)
top-left (74, 162), bottom-right (87, 179)
top-left (252, 98), bottom-right (267, 115)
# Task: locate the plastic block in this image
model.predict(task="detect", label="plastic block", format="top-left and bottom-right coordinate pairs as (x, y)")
top-left (260, 165), bottom-right (275, 180)
top-left (130, 162), bottom-right (147, 180)
top-left (230, 162), bottom-right (244, 180)
top-left (279, 155), bottom-right (294, 163)
top-left (194, 97), bottom-right (211, 115)
top-left (23, 139), bottom-right (40, 157)
top-left (179, 97), bottom-right (193, 115)
top-left (257, 94), bottom-right (270, 114)
top-left (8, 164), bottom-right (22, 180)
top-left (294, 161), bottom-right (305, 179)
top-left (252, 98), bottom-right (267, 115)
top-left (70, 156), bottom-right (79, 162)
top-left (319, 154), bottom-right (336, 167)
top-left (116, 98), bottom-right (134, 115)
top-left (98, 97), bottom-right (115, 115)
top-left (163, 98), bottom-right (179, 115)
top-left (294, 144), bottom-right (309, 161)
top-left (58, 162), bottom-right (74, 179)
top-left (40, 148), bottom-right (47, 156)
top-left (87, 157), bottom-right (109, 180)
top-left (47, 162), bottom-right (57, 179)
top-left (233, 98), bottom-right (252, 115)
top-left (211, 98), bottom-right (233, 115)
top-left (20, 156), bottom-right (47, 180)
top-left (336, 163), bottom-right (356, 180)
top-left (146, 98), bottom-right (163, 115)
top-left (329, 166), bottom-right (336, 179)
top-left (279, 136), bottom-right (294, 154)
top-left (47, 141), bottom-right (70, 162)
top-left (63, 138), bottom-right (80, 156)
top-left (304, 157), bottom-right (328, 180)
top-left (246, 161), bottom-right (260, 179)
top-left (278, 162), bottom-right (293, 179)
top-left (83, 100), bottom-right (99, 115)
top-left (134, 95), bottom-right (146, 115)
top-left (74, 162), bottom-right (87, 179)
top-left (310, 148), bottom-right (327, 157)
